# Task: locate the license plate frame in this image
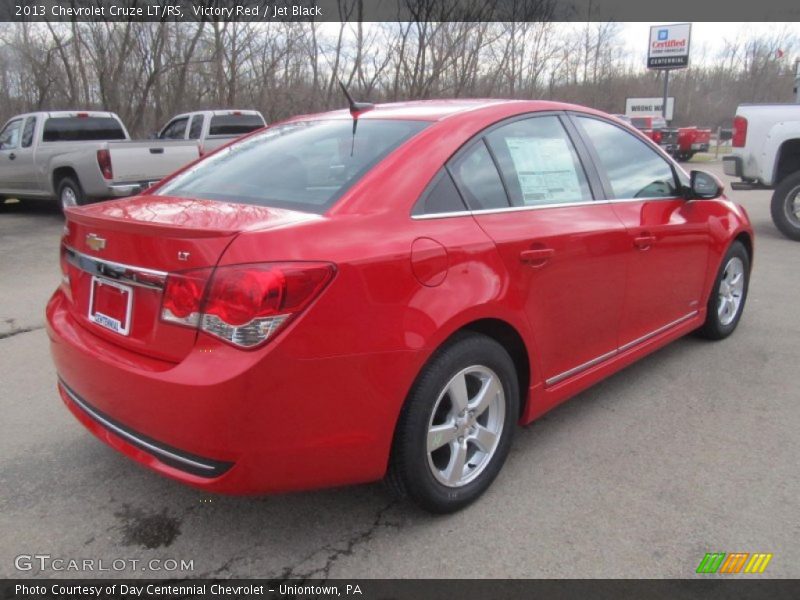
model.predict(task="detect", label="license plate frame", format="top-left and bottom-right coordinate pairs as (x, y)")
top-left (88, 276), bottom-right (133, 336)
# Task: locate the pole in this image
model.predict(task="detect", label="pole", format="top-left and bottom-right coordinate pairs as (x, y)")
top-left (795, 59), bottom-right (800, 104)
top-left (662, 69), bottom-right (670, 120)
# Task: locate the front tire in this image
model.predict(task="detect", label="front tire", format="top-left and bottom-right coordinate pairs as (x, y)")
top-left (57, 176), bottom-right (86, 211)
top-left (770, 171), bottom-right (800, 241)
top-left (696, 241), bottom-right (750, 340)
top-left (387, 332), bottom-right (519, 513)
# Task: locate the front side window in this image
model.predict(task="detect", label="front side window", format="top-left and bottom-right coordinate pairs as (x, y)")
top-left (0, 119), bottom-right (23, 150)
top-left (485, 116), bottom-right (592, 207)
top-left (157, 119), bottom-right (429, 213)
top-left (21, 117), bottom-right (37, 148)
top-left (160, 118), bottom-right (188, 140)
top-left (575, 116), bottom-right (678, 199)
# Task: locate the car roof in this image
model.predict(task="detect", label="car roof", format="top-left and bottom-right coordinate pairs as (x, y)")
top-left (285, 99), bottom-right (606, 123)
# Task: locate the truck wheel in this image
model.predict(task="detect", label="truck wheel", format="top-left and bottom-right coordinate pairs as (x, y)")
top-left (57, 177), bottom-right (86, 211)
top-left (770, 171), bottom-right (800, 241)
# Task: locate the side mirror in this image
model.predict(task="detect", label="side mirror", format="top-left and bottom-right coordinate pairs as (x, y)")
top-left (689, 170), bottom-right (723, 200)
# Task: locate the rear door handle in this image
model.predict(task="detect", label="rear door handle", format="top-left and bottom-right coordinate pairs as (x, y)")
top-left (633, 234), bottom-right (656, 249)
top-left (520, 248), bottom-right (555, 267)
top-left (149, 147), bottom-right (165, 154)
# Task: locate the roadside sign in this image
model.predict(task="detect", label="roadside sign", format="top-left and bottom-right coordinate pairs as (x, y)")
top-left (625, 97), bottom-right (675, 120)
top-left (647, 23), bottom-right (691, 69)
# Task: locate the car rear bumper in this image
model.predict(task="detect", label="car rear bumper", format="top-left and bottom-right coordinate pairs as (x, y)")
top-left (47, 288), bottom-right (411, 494)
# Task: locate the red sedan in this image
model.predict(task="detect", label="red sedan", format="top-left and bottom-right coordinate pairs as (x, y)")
top-left (47, 100), bottom-right (753, 513)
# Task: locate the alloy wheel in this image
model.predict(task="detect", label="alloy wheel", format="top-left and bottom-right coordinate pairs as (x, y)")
top-left (718, 256), bottom-right (745, 326)
top-left (426, 365), bottom-right (505, 488)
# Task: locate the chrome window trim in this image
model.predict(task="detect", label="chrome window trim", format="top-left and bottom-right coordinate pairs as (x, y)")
top-left (64, 246), bottom-right (167, 290)
top-left (544, 311), bottom-right (698, 387)
top-left (411, 195), bottom-right (681, 220)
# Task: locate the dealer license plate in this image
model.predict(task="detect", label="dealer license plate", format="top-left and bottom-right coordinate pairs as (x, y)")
top-left (88, 276), bottom-right (133, 336)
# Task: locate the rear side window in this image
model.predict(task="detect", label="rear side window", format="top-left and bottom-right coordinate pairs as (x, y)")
top-left (208, 114), bottom-right (265, 136)
top-left (448, 141), bottom-right (509, 210)
top-left (43, 117), bottom-right (126, 142)
top-left (188, 115), bottom-right (204, 140)
top-left (575, 116), bottom-right (678, 199)
top-left (413, 170), bottom-right (467, 216)
top-left (157, 119), bottom-right (429, 213)
top-left (485, 116), bottom-right (592, 207)
top-left (21, 117), bottom-right (37, 148)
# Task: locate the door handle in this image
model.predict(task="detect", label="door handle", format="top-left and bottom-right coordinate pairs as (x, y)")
top-left (8, 153), bottom-right (15, 160)
top-left (633, 234), bottom-right (656, 249)
top-left (520, 248), bottom-right (555, 267)
top-left (149, 147), bottom-right (165, 154)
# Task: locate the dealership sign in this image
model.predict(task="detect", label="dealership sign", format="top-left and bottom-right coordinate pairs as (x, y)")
top-left (648, 23), bottom-right (691, 69)
top-left (625, 97), bottom-right (675, 120)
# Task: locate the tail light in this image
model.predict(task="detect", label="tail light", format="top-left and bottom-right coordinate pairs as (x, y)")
top-left (59, 243), bottom-right (72, 300)
top-left (652, 130), bottom-right (663, 144)
top-left (733, 116), bottom-right (748, 147)
top-left (96, 149), bottom-right (113, 180)
top-left (161, 262), bottom-right (335, 348)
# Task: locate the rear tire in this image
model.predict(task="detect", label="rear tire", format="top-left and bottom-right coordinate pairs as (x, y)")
top-left (387, 332), bottom-right (519, 513)
top-left (57, 176), bottom-right (86, 211)
top-left (770, 171), bottom-right (800, 241)
top-left (696, 241), bottom-right (750, 340)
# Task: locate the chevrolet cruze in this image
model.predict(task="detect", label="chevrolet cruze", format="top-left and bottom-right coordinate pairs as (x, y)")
top-left (47, 100), bottom-right (753, 512)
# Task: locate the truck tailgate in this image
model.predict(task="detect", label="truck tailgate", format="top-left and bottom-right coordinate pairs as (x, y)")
top-left (107, 141), bottom-right (199, 183)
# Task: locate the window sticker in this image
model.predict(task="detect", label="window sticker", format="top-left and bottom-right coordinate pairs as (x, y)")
top-left (505, 137), bottom-right (583, 204)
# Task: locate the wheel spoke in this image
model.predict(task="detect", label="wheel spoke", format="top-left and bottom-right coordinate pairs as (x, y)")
top-left (471, 375), bottom-right (501, 417)
top-left (447, 372), bottom-right (469, 413)
top-left (427, 422), bottom-right (457, 452)
top-left (471, 425), bottom-right (498, 453)
top-left (444, 441), bottom-right (468, 485)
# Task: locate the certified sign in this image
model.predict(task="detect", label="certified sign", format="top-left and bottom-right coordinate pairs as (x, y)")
top-left (648, 23), bottom-right (691, 69)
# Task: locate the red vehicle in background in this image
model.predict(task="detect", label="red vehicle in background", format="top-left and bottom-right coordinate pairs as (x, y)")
top-left (627, 116), bottom-right (679, 156)
top-left (674, 126), bottom-right (712, 162)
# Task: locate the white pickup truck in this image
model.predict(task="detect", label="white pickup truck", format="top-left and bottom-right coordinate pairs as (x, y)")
top-left (156, 109), bottom-right (266, 155)
top-left (0, 111), bottom-right (199, 210)
top-left (723, 103), bottom-right (800, 240)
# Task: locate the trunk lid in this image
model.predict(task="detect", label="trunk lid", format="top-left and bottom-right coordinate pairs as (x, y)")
top-left (62, 196), bottom-right (318, 362)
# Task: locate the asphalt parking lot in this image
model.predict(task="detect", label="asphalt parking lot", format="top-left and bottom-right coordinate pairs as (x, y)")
top-left (1, 160), bottom-right (798, 579)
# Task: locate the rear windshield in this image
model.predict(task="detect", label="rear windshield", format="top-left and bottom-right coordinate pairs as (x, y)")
top-left (42, 117), bottom-right (127, 142)
top-left (631, 118), bottom-right (650, 128)
top-left (208, 114), bottom-right (266, 136)
top-left (157, 119), bottom-right (429, 213)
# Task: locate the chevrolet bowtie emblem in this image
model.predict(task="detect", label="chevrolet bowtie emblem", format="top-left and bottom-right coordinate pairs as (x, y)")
top-left (86, 233), bottom-right (107, 251)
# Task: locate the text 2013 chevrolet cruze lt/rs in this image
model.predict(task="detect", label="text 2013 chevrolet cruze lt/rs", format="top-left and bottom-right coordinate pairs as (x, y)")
top-left (47, 100), bottom-right (753, 513)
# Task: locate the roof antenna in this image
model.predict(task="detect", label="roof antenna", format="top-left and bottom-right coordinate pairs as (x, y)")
top-left (339, 81), bottom-right (374, 156)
